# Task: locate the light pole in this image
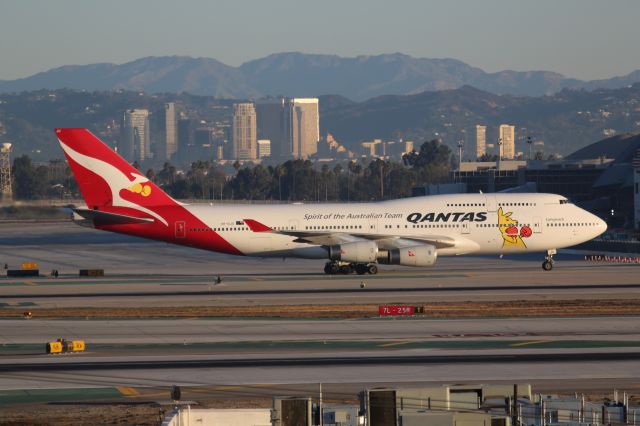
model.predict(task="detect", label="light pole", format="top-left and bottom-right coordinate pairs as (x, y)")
top-left (527, 136), bottom-right (533, 161)
top-left (497, 137), bottom-right (503, 171)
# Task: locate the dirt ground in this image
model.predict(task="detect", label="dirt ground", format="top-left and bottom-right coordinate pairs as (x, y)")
top-left (2, 299), bottom-right (640, 319)
top-left (1, 393), bottom-right (638, 426)
top-left (0, 404), bottom-right (169, 426)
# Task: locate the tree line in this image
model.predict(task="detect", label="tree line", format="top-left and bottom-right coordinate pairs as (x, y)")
top-left (10, 140), bottom-right (452, 201)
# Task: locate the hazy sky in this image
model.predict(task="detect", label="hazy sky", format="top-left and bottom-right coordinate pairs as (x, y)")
top-left (1, 0), bottom-right (639, 81)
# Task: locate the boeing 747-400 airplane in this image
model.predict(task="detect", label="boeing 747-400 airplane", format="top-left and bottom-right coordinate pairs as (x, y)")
top-left (57, 128), bottom-right (607, 274)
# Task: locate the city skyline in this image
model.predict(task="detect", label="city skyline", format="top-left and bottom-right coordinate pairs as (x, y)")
top-left (1, 1), bottom-right (640, 81)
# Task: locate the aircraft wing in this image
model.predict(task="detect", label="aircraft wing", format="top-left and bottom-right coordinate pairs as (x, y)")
top-left (243, 219), bottom-right (458, 249)
top-left (275, 231), bottom-right (457, 249)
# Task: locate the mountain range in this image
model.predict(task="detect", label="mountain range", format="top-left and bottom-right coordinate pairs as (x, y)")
top-left (1, 53), bottom-right (640, 101)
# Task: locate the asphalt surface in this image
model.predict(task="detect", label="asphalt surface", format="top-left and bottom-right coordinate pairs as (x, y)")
top-left (2, 317), bottom-right (640, 344)
top-left (1, 221), bottom-right (640, 397)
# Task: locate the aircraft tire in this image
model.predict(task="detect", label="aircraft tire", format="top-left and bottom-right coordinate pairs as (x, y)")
top-left (542, 260), bottom-right (553, 271)
top-left (355, 264), bottom-right (367, 275)
top-left (367, 264), bottom-right (378, 275)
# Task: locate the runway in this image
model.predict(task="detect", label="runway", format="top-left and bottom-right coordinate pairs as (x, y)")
top-left (1, 222), bottom-right (640, 401)
top-left (2, 317), bottom-right (640, 344)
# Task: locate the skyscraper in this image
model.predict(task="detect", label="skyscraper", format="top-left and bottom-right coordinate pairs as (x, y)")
top-left (165, 103), bottom-right (177, 161)
top-left (475, 125), bottom-right (486, 159)
top-left (255, 99), bottom-right (286, 159)
top-left (232, 103), bottom-right (257, 160)
top-left (122, 109), bottom-right (150, 162)
top-left (499, 124), bottom-right (516, 159)
top-left (177, 118), bottom-right (194, 156)
top-left (286, 98), bottom-right (319, 159)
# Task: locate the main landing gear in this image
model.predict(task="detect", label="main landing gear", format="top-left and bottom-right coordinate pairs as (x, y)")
top-left (324, 261), bottom-right (378, 275)
top-left (542, 249), bottom-right (556, 271)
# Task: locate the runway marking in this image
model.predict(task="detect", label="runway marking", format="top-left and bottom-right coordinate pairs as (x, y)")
top-left (117, 386), bottom-right (140, 396)
top-left (128, 391), bottom-right (166, 398)
top-left (23, 281), bottom-right (37, 286)
top-left (511, 340), bottom-right (555, 347)
top-left (379, 341), bottom-right (415, 348)
top-left (252, 277), bottom-right (264, 281)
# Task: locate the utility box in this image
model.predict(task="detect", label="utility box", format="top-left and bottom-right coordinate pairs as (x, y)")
top-left (7, 269), bottom-right (39, 277)
top-left (79, 269), bottom-right (104, 277)
top-left (399, 411), bottom-right (492, 426)
top-left (366, 389), bottom-right (397, 426)
top-left (323, 404), bottom-right (360, 426)
top-left (272, 397), bottom-right (312, 426)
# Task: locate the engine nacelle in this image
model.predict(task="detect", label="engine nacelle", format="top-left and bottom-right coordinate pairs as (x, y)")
top-left (328, 241), bottom-right (378, 263)
top-left (382, 244), bottom-right (437, 267)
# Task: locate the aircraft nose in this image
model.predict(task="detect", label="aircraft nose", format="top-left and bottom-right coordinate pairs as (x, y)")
top-left (593, 214), bottom-right (607, 236)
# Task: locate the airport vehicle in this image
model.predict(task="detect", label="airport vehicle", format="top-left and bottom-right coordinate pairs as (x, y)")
top-left (56, 128), bottom-right (607, 274)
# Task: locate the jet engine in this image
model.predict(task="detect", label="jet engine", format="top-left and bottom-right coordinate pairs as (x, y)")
top-left (380, 244), bottom-right (437, 267)
top-left (328, 241), bottom-right (378, 263)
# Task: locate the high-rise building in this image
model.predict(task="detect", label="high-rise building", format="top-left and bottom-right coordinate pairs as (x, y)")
top-left (476, 125), bottom-right (486, 159)
top-left (122, 109), bottom-right (150, 162)
top-left (0, 142), bottom-right (12, 201)
top-left (286, 98), bottom-right (319, 159)
top-left (165, 103), bottom-right (177, 161)
top-left (257, 140), bottom-right (271, 158)
top-left (177, 118), bottom-right (194, 155)
top-left (361, 139), bottom-right (382, 157)
top-left (405, 140), bottom-right (414, 153)
top-left (499, 124), bottom-right (516, 159)
top-left (255, 99), bottom-right (286, 158)
top-left (233, 103), bottom-right (257, 160)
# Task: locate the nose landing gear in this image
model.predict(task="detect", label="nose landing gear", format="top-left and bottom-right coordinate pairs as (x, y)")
top-left (542, 249), bottom-right (556, 271)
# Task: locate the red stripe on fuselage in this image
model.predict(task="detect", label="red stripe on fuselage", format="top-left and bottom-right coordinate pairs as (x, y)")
top-left (97, 205), bottom-right (244, 256)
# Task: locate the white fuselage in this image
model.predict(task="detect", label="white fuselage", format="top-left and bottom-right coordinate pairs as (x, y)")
top-left (181, 193), bottom-right (606, 258)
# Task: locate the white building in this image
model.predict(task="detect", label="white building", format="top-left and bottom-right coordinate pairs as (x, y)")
top-left (123, 109), bottom-right (150, 162)
top-left (165, 102), bottom-right (177, 160)
top-left (286, 98), bottom-right (319, 159)
top-left (499, 124), bottom-right (516, 159)
top-left (476, 125), bottom-right (486, 159)
top-left (233, 103), bottom-right (257, 160)
top-left (257, 139), bottom-right (271, 158)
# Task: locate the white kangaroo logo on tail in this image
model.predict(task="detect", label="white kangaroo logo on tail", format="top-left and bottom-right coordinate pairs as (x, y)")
top-left (58, 139), bottom-right (169, 226)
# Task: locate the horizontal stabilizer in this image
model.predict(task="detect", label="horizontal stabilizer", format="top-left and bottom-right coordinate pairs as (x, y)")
top-left (73, 208), bottom-right (155, 225)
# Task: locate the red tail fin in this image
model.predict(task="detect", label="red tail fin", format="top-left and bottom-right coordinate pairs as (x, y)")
top-left (56, 128), bottom-right (178, 224)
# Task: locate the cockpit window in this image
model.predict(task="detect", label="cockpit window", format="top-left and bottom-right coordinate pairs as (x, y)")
top-left (559, 199), bottom-right (572, 204)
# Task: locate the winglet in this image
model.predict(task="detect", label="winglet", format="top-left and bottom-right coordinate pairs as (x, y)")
top-left (244, 219), bottom-right (273, 232)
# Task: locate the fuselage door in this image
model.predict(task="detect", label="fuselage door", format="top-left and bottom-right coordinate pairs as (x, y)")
top-left (461, 222), bottom-right (470, 234)
top-left (533, 217), bottom-right (542, 233)
top-left (175, 221), bottom-right (186, 239)
top-left (288, 219), bottom-right (299, 231)
top-left (368, 219), bottom-right (378, 234)
top-left (485, 195), bottom-right (497, 212)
